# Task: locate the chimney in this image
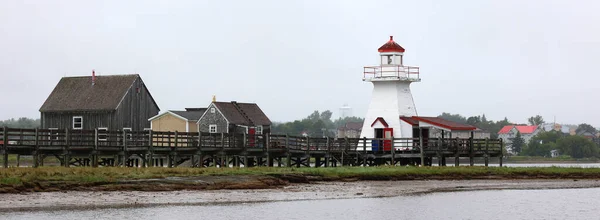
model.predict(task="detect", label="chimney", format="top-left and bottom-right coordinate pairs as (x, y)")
top-left (92, 69), bottom-right (96, 86)
top-left (390, 36), bottom-right (393, 41)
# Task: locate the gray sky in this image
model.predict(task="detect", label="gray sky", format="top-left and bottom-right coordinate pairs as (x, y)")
top-left (1, 0), bottom-right (599, 126)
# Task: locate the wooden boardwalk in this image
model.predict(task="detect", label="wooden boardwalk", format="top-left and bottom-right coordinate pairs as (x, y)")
top-left (0, 127), bottom-right (504, 168)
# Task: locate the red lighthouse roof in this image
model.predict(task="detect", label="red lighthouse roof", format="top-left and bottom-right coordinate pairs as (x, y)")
top-left (378, 36), bottom-right (405, 53)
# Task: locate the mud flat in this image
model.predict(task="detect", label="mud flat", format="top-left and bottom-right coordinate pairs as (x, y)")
top-left (1, 179), bottom-right (599, 212)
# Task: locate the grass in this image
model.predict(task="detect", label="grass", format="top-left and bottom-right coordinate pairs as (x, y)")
top-left (2, 166), bottom-right (600, 187)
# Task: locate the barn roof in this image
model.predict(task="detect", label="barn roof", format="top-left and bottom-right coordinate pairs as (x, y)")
top-left (39, 74), bottom-right (156, 112)
top-left (212, 101), bottom-right (271, 126)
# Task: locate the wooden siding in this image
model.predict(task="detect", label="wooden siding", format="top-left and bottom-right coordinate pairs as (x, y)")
top-left (113, 77), bottom-right (159, 131)
top-left (188, 121), bottom-right (198, 132)
top-left (41, 111), bottom-right (114, 130)
top-left (150, 114), bottom-right (187, 132)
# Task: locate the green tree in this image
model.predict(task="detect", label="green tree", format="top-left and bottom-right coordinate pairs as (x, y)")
top-left (0, 117), bottom-right (40, 128)
top-left (523, 131), bottom-right (562, 156)
top-left (527, 115), bottom-right (545, 126)
top-left (466, 116), bottom-right (481, 125)
top-left (557, 135), bottom-right (599, 158)
top-left (438, 113), bottom-right (467, 124)
top-left (510, 131), bottom-right (525, 155)
top-left (576, 123), bottom-right (597, 134)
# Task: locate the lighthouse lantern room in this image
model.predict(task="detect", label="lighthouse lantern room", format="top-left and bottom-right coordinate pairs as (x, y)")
top-left (360, 36), bottom-right (420, 150)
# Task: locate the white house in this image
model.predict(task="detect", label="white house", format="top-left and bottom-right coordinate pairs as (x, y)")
top-left (498, 125), bottom-right (541, 154)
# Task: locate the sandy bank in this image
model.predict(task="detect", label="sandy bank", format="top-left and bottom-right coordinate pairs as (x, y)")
top-left (1, 179), bottom-right (599, 212)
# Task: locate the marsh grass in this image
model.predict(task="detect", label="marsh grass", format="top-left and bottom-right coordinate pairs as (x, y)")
top-left (1, 166), bottom-right (600, 187)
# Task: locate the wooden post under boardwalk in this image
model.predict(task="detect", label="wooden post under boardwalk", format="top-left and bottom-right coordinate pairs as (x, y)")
top-left (33, 128), bottom-right (39, 168)
top-left (64, 128), bottom-right (70, 168)
top-left (485, 138), bottom-right (489, 167)
top-left (469, 131), bottom-right (474, 166)
top-left (362, 137), bottom-right (367, 167)
top-left (419, 128), bottom-right (424, 166)
top-left (2, 127), bottom-right (7, 168)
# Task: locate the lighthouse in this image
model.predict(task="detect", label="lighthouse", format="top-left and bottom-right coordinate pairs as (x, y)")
top-left (359, 36), bottom-right (420, 150)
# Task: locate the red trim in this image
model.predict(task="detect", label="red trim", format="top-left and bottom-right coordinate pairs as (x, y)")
top-left (400, 116), bottom-right (418, 125)
top-left (370, 117), bottom-right (389, 128)
top-left (412, 116), bottom-right (476, 131)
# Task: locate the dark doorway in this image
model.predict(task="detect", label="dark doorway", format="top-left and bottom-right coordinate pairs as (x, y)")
top-left (372, 128), bottom-right (384, 151)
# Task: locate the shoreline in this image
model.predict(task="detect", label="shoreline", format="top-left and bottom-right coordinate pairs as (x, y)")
top-left (1, 179), bottom-right (599, 213)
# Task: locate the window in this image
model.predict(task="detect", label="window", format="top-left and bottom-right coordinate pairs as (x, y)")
top-left (73, 116), bottom-right (83, 129)
top-left (98, 128), bottom-right (108, 141)
top-left (210, 108), bottom-right (216, 113)
top-left (256, 125), bottom-right (263, 135)
top-left (49, 128), bottom-right (59, 140)
top-left (123, 128), bottom-right (132, 140)
top-left (209, 124), bottom-right (217, 133)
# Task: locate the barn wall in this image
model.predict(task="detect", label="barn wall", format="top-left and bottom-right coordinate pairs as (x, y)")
top-left (41, 111), bottom-right (114, 130)
top-left (113, 77), bottom-right (160, 131)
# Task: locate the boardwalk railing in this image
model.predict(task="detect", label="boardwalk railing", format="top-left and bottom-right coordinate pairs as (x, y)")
top-left (0, 127), bottom-right (504, 168)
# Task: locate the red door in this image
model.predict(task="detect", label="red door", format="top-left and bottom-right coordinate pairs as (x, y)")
top-left (248, 128), bottom-right (256, 147)
top-left (383, 128), bottom-right (393, 151)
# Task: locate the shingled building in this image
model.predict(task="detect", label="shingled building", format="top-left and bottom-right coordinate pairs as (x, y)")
top-left (197, 101), bottom-right (271, 135)
top-left (39, 73), bottom-right (160, 131)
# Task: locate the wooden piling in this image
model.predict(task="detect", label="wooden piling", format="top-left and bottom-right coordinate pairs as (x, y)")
top-left (390, 136), bottom-right (395, 166)
top-left (64, 128), bottom-right (70, 168)
top-left (33, 128), bottom-right (39, 168)
top-left (469, 131), bottom-right (474, 166)
top-left (148, 130), bottom-right (154, 167)
top-left (2, 127), bottom-right (7, 168)
top-left (362, 137), bottom-right (367, 167)
top-left (285, 134), bottom-right (291, 167)
top-left (92, 128), bottom-right (99, 168)
top-left (484, 138), bottom-right (489, 167)
top-left (419, 128), bottom-right (424, 166)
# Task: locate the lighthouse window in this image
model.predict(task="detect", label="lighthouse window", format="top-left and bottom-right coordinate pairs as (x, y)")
top-left (387, 56), bottom-right (393, 64)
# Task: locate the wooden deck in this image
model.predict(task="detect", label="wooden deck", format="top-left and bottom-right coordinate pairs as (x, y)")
top-left (0, 127), bottom-right (504, 168)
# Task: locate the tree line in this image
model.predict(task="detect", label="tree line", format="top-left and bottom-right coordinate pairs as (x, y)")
top-left (0, 117), bottom-right (40, 129)
top-left (271, 110), bottom-right (363, 137)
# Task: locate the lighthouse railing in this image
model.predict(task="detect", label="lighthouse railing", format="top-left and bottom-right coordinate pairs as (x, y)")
top-left (363, 65), bottom-right (420, 81)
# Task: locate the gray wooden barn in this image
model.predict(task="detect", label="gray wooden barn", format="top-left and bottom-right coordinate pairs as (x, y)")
top-left (39, 73), bottom-right (160, 131)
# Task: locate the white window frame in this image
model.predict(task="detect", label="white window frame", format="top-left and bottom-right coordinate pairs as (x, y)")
top-left (210, 108), bottom-right (216, 113)
top-left (98, 127), bottom-right (108, 141)
top-left (123, 128), bottom-right (132, 140)
top-left (209, 124), bottom-right (217, 133)
top-left (49, 128), bottom-right (59, 140)
top-left (73, 116), bottom-right (83, 130)
top-left (256, 125), bottom-right (263, 135)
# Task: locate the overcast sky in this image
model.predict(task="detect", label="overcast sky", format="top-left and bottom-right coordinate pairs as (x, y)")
top-left (1, 0), bottom-right (599, 126)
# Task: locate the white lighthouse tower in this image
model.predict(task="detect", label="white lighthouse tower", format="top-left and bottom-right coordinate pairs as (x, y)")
top-left (359, 36), bottom-right (420, 149)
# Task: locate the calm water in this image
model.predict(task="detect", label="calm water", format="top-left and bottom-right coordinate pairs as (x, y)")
top-left (5, 188), bottom-right (600, 220)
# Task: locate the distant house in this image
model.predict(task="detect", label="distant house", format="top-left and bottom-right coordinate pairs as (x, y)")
top-left (550, 149), bottom-right (559, 158)
top-left (197, 101), bottom-right (271, 134)
top-left (148, 108), bottom-right (206, 132)
top-left (39, 73), bottom-right (160, 131)
top-left (337, 122), bottom-right (363, 138)
top-left (576, 130), bottom-right (597, 139)
top-left (498, 125), bottom-right (541, 154)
